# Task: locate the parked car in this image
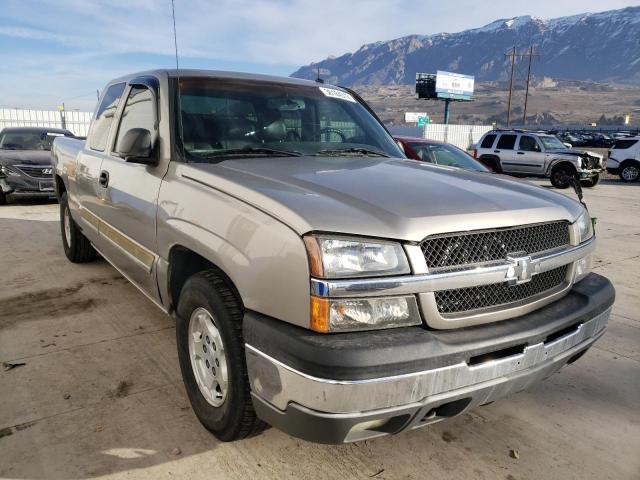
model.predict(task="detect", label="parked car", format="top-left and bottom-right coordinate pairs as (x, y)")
top-left (394, 136), bottom-right (490, 172)
top-left (52, 70), bottom-right (614, 444)
top-left (556, 132), bottom-right (585, 148)
top-left (0, 126), bottom-right (75, 204)
top-left (474, 129), bottom-right (604, 189)
top-left (607, 137), bottom-right (640, 182)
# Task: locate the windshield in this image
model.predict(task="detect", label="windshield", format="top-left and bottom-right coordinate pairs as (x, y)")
top-left (407, 142), bottom-right (489, 172)
top-left (0, 131), bottom-right (69, 151)
top-left (177, 78), bottom-right (404, 161)
top-left (541, 136), bottom-right (568, 150)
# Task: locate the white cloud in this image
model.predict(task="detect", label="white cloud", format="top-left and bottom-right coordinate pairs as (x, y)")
top-left (0, 0), bottom-right (637, 109)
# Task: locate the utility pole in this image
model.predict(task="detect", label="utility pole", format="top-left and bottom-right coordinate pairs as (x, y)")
top-left (522, 45), bottom-right (539, 125)
top-left (506, 47), bottom-right (516, 127)
top-left (505, 46), bottom-right (539, 127)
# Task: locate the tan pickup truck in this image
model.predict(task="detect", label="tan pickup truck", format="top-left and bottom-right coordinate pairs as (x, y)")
top-left (52, 70), bottom-right (614, 444)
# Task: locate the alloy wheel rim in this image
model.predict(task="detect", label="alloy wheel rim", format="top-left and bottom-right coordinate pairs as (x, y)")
top-left (622, 166), bottom-right (638, 181)
top-left (63, 206), bottom-right (72, 246)
top-left (188, 307), bottom-right (229, 407)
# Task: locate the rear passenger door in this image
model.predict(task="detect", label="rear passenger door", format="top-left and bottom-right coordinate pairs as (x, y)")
top-left (494, 134), bottom-right (517, 172)
top-left (92, 80), bottom-right (165, 301)
top-left (514, 135), bottom-right (545, 174)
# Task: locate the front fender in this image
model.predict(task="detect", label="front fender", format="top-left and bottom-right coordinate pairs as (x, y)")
top-left (157, 166), bottom-right (311, 328)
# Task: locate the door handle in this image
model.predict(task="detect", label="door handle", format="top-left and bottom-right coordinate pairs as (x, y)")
top-left (517, 151), bottom-right (525, 155)
top-left (99, 170), bottom-right (109, 188)
top-left (494, 150), bottom-right (500, 153)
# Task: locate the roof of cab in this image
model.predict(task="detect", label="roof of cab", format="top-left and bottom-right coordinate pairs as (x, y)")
top-left (108, 69), bottom-right (329, 89)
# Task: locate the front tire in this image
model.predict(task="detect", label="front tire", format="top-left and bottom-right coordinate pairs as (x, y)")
top-left (59, 192), bottom-right (96, 263)
top-left (550, 165), bottom-right (576, 189)
top-left (620, 162), bottom-right (639, 182)
top-left (176, 269), bottom-right (266, 441)
top-left (0, 191), bottom-right (6, 205)
top-left (580, 174), bottom-right (600, 188)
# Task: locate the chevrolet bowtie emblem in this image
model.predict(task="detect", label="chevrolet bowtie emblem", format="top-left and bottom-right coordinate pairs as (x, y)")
top-left (506, 253), bottom-right (534, 285)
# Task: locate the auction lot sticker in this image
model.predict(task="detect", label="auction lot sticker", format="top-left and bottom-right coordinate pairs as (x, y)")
top-left (319, 87), bottom-right (356, 103)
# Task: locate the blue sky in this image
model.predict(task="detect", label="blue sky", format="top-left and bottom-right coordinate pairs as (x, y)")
top-left (0, 0), bottom-right (637, 111)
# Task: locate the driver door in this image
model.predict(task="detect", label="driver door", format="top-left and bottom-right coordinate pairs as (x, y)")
top-left (91, 81), bottom-right (165, 301)
top-left (515, 135), bottom-right (546, 174)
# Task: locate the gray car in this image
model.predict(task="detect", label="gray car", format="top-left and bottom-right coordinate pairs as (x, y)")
top-left (474, 130), bottom-right (604, 188)
top-left (0, 127), bottom-right (74, 204)
top-left (51, 70), bottom-right (614, 444)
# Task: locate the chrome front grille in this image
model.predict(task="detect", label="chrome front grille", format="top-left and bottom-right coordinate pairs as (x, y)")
top-left (16, 165), bottom-right (53, 178)
top-left (420, 221), bottom-right (570, 270)
top-left (434, 265), bottom-right (569, 315)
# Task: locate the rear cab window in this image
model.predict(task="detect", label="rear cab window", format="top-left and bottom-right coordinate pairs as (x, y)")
top-left (496, 134), bottom-right (517, 150)
top-left (480, 134), bottom-right (496, 149)
top-left (88, 83), bottom-right (126, 151)
top-left (612, 139), bottom-right (638, 150)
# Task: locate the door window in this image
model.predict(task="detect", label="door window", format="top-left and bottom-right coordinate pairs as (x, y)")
top-left (114, 86), bottom-right (156, 154)
top-left (518, 135), bottom-right (540, 152)
top-left (496, 134), bottom-right (517, 150)
top-left (480, 134), bottom-right (497, 149)
top-left (88, 83), bottom-right (126, 151)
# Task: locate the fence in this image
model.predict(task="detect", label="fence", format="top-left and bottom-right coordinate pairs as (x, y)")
top-left (0, 108), bottom-right (93, 137)
top-left (422, 124), bottom-right (493, 150)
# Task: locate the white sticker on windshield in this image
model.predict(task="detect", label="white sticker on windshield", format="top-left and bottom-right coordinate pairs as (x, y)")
top-left (319, 87), bottom-right (357, 103)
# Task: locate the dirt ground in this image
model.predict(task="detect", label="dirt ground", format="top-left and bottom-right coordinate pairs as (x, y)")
top-left (1, 179), bottom-right (639, 480)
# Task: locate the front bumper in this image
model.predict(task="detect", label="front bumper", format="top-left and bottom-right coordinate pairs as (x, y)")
top-left (0, 171), bottom-right (54, 195)
top-left (245, 273), bottom-right (614, 443)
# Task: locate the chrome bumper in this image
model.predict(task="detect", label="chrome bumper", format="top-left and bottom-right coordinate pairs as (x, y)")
top-left (246, 307), bottom-right (609, 415)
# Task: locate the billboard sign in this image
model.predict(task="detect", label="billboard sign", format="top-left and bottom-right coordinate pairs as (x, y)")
top-left (405, 112), bottom-right (428, 123)
top-left (435, 71), bottom-right (474, 99)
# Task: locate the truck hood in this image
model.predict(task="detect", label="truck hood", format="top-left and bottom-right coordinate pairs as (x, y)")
top-left (0, 150), bottom-right (51, 166)
top-left (547, 148), bottom-right (603, 159)
top-left (183, 156), bottom-right (584, 241)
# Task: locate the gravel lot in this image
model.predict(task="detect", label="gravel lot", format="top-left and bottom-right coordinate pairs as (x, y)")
top-left (0, 178), bottom-right (638, 480)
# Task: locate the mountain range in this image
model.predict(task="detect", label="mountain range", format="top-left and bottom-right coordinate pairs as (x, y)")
top-left (291, 7), bottom-right (640, 86)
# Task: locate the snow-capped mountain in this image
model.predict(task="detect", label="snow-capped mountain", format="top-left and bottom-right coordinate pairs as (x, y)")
top-left (291, 7), bottom-right (640, 85)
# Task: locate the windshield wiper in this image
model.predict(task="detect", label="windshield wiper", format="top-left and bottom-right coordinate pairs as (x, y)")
top-left (314, 148), bottom-right (390, 157)
top-left (202, 147), bottom-right (302, 159)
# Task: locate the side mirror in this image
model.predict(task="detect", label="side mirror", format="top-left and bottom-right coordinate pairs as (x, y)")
top-left (563, 142), bottom-right (572, 149)
top-left (117, 128), bottom-right (156, 164)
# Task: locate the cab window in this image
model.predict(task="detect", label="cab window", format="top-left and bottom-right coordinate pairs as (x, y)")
top-left (88, 83), bottom-right (126, 152)
top-left (518, 135), bottom-right (540, 152)
top-left (114, 86), bottom-right (156, 154)
top-left (496, 134), bottom-right (517, 150)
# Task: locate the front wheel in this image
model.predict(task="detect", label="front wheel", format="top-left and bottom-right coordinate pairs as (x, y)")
top-left (620, 163), bottom-right (639, 182)
top-left (550, 165), bottom-right (576, 189)
top-left (176, 269), bottom-right (266, 441)
top-left (59, 192), bottom-right (97, 263)
top-left (580, 174), bottom-right (600, 188)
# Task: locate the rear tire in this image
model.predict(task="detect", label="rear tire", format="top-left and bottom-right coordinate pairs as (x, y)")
top-left (176, 269), bottom-right (267, 441)
top-left (620, 162), bottom-right (639, 182)
top-left (580, 174), bottom-right (600, 188)
top-left (0, 191), bottom-right (6, 205)
top-left (60, 192), bottom-right (97, 263)
top-left (550, 165), bottom-right (576, 189)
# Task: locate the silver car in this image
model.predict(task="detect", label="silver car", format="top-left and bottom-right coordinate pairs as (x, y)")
top-left (474, 130), bottom-right (604, 188)
top-left (52, 70), bottom-right (614, 444)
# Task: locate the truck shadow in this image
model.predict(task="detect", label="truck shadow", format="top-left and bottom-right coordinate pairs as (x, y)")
top-left (0, 216), bottom-right (637, 480)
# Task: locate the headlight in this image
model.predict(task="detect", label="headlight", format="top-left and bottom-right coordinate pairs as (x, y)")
top-left (0, 165), bottom-right (19, 177)
top-left (310, 295), bottom-right (421, 333)
top-left (304, 234), bottom-right (410, 278)
top-left (575, 209), bottom-right (594, 243)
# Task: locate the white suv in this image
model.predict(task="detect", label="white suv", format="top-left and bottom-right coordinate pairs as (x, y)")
top-left (607, 137), bottom-right (640, 182)
top-left (474, 130), bottom-right (604, 189)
